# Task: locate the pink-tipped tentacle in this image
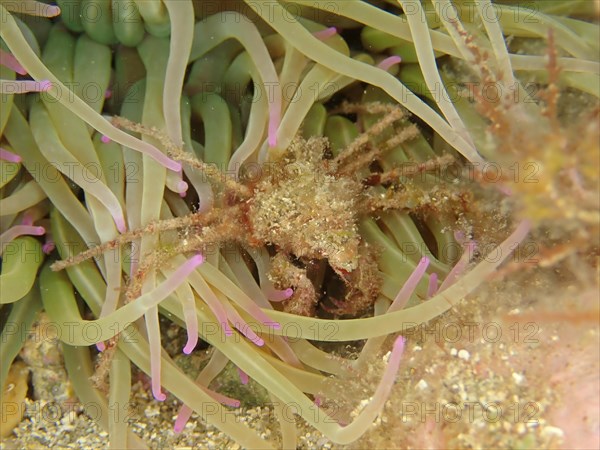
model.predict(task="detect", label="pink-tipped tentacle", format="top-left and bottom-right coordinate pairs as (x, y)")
top-left (313, 27), bottom-right (337, 40)
top-left (176, 179), bottom-right (188, 196)
top-left (42, 239), bottom-right (55, 255)
top-left (6, 1), bottom-right (61, 17)
top-left (389, 257), bottom-right (430, 312)
top-left (377, 56), bottom-right (402, 71)
top-left (0, 79), bottom-right (52, 94)
top-left (438, 241), bottom-right (476, 292)
top-left (237, 367), bottom-right (249, 385)
top-left (267, 105), bottom-right (281, 148)
top-left (0, 147), bottom-right (22, 163)
top-left (0, 49), bottom-right (27, 75)
top-left (0, 225), bottom-right (45, 256)
top-left (181, 282), bottom-right (200, 355)
top-left (427, 272), bottom-right (438, 299)
top-left (266, 287), bottom-right (294, 302)
top-left (174, 405), bottom-right (193, 433)
top-left (142, 254), bottom-right (205, 401)
top-left (174, 390), bottom-right (240, 433)
top-left (20, 213), bottom-right (34, 226)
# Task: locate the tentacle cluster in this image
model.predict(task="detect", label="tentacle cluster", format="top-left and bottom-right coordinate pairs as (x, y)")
top-left (1, 0), bottom-right (597, 448)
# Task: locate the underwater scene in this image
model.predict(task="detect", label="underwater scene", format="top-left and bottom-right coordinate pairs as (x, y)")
top-left (0, 1), bottom-right (598, 448)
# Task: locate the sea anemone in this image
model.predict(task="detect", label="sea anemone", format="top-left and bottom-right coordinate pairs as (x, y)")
top-left (1, 0), bottom-right (598, 448)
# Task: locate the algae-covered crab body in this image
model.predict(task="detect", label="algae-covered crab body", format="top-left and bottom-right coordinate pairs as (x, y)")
top-left (249, 137), bottom-right (362, 274)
